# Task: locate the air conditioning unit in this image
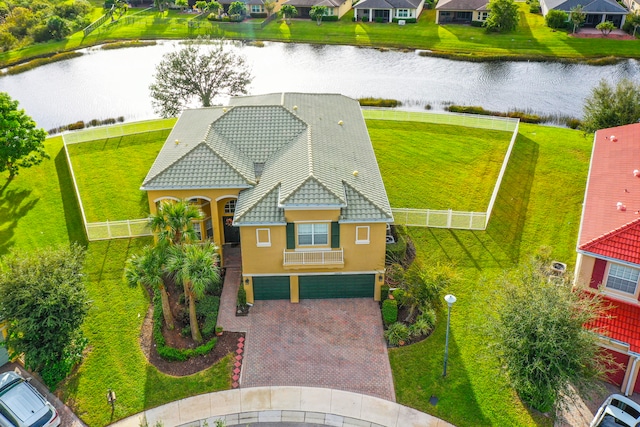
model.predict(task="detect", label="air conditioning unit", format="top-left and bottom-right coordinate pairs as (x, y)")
top-left (398, 19), bottom-right (406, 25)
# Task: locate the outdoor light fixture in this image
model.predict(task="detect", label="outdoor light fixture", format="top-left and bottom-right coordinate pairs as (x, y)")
top-left (107, 389), bottom-right (116, 410)
top-left (245, 278), bottom-right (249, 284)
top-left (378, 274), bottom-right (383, 282)
top-left (443, 294), bottom-right (457, 377)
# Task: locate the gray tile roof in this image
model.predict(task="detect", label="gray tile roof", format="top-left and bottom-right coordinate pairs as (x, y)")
top-left (143, 93), bottom-right (393, 224)
top-left (436, 0), bottom-right (488, 11)
top-left (284, 0), bottom-right (346, 7)
top-left (542, 0), bottom-right (627, 12)
top-left (355, 0), bottom-right (422, 10)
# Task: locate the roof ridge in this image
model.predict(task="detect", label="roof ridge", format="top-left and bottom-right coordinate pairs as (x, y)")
top-left (580, 216), bottom-right (640, 250)
top-left (343, 181), bottom-right (392, 218)
top-left (235, 184), bottom-right (281, 222)
top-left (143, 141), bottom-right (207, 186)
top-left (281, 175), bottom-right (345, 205)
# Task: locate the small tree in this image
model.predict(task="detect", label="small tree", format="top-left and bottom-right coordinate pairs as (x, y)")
top-left (264, 0), bottom-right (275, 16)
top-left (154, 0), bottom-right (170, 12)
top-left (0, 244), bottom-right (89, 388)
top-left (279, 4), bottom-right (297, 23)
top-left (46, 15), bottom-right (70, 39)
top-left (400, 262), bottom-right (456, 322)
top-left (209, 0), bottom-right (222, 16)
top-left (596, 20), bottom-right (615, 35)
top-left (581, 78), bottom-right (640, 133)
top-left (194, 0), bottom-right (207, 11)
top-left (545, 9), bottom-right (567, 29)
top-left (0, 92), bottom-right (47, 179)
top-left (150, 200), bottom-right (201, 245)
top-left (309, 5), bottom-right (328, 25)
top-left (627, 12), bottom-right (640, 37)
top-left (489, 254), bottom-right (612, 412)
top-left (569, 4), bottom-right (585, 33)
top-left (149, 41), bottom-right (252, 117)
top-left (228, 1), bottom-right (246, 16)
top-left (484, 0), bottom-right (519, 32)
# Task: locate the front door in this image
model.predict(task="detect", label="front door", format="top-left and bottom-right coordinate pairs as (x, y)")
top-left (222, 216), bottom-right (240, 244)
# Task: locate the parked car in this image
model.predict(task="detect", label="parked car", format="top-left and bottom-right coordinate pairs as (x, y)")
top-left (0, 371), bottom-right (60, 427)
top-left (591, 394), bottom-right (640, 427)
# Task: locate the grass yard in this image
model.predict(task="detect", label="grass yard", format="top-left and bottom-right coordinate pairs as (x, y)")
top-left (66, 129), bottom-right (169, 222)
top-left (389, 123), bottom-right (592, 427)
top-left (1, 132), bottom-right (232, 427)
top-left (368, 119), bottom-right (512, 211)
top-left (1, 4), bottom-right (639, 68)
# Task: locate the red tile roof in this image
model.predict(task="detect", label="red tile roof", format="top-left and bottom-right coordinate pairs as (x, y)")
top-left (588, 295), bottom-right (640, 353)
top-left (578, 123), bottom-right (640, 263)
top-left (580, 218), bottom-right (640, 265)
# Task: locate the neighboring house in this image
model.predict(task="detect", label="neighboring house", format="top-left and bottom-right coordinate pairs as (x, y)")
top-left (353, 0), bottom-right (425, 23)
top-left (141, 93), bottom-right (393, 304)
top-left (217, 0), bottom-right (274, 15)
top-left (575, 123), bottom-right (640, 395)
top-left (435, 0), bottom-right (489, 24)
top-left (625, 0), bottom-right (640, 13)
top-left (282, 0), bottom-right (353, 18)
top-left (540, 0), bottom-right (628, 28)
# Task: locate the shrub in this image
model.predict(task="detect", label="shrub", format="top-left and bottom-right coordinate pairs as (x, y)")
top-left (384, 322), bottom-right (410, 346)
top-left (529, 0), bottom-right (540, 13)
top-left (470, 20), bottom-right (484, 27)
top-left (565, 117), bottom-right (581, 129)
top-left (382, 299), bottom-right (398, 326)
top-left (229, 14), bottom-right (243, 22)
top-left (375, 17), bottom-right (384, 23)
top-left (67, 121), bottom-right (86, 130)
top-left (417, 307), bottom-right (437, 330)
top-left (358, 97), bottom-right (401, 108)
top-left (385, 263), bottom-right (405, 286)
top-left (237, 283), bottom-right (247, 307)
top-left (361, 15), bottom-right (367, 22)
top-left (250, 12), bottom-right (268, 18)
top-left (181, 325), bottom-right (191, 337)
top-left (545, 10), bottom-right (568, 29)
top-left (392, 288), bottom-right (406, 306)
top-left (380, 284), bottom-right (390, 301)
top-left (385, 234), bottom-right (407, 264)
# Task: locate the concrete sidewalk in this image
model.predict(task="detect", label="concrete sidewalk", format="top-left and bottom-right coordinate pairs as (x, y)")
top-left (108, 386), bottom-right (455, 427)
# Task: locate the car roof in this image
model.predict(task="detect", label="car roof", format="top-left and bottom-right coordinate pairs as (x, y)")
top-left (0, 377), bottom-right (48, 424)
top-left (603, 395), bottom-right (640, 427)
top-left (0, 372), bottom-right (21, 394)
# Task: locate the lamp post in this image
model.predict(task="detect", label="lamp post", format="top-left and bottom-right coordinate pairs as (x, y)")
top-left (442, 294), bottom-right (456, 377)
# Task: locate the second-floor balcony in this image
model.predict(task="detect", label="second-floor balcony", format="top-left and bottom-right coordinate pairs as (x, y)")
top-left (283, 249), bottom-right (344, 268)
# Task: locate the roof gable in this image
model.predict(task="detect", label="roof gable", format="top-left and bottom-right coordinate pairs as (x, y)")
top-left (282, 176), bottom-right (345, 207)
top-left (341, 183), bottom-right (393, 222)
top-left (587, 295), bottom-right (640, 353)
top-left (543, 0), bottom-right (627, 12)
top-left (142, 143), bottom-right (251, 190)
top-left (355, 0), bottom-right (421, 9)
top-left (436, 0), bottom-right (488, 10)
top-left (580, 218), bottom-right (640, 265)
top-left (235, 186), bottom-right (285, 224)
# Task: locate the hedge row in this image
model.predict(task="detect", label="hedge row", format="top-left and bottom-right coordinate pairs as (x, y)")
top-left (2, 51), bottom-right (83, 76)
top-left (446, 105), bottom-right (542, 123)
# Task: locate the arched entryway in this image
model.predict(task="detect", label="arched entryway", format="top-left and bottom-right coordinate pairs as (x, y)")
top-left (221, 199), bottom-right (240, 244)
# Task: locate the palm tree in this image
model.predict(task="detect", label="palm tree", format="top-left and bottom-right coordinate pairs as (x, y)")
top-left (150, 200), bottom-right (202, 246)
top-left (167, 243), bottom-right (221, 343)
top-left (125, 245), bottom-right (176, 330)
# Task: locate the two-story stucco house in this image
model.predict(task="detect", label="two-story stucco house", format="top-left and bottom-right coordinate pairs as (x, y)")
top-left (141, 93), bottom-right (393, 304)
top-left (575, 123), bottom-right (640, 396)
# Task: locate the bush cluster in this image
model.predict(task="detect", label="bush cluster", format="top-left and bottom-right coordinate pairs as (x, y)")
top-left (101, 40), bottom-right (157, 50)
top-left (152, 292), bottom-right (217, 361)
top-left (358, 97), bottom-right (402, 108)
top-left (197, 295), bottom-right (220, 338)
top-left (382, 299), bottom-right (398, 326)
top-left (545, 10), bottom-right (568, 29)
top-left (47, 116), bottom-right (125, 135)
top-left (385, 234), bottom-right (407, 264)
top-left (446, 105), bottom-right (542, 123)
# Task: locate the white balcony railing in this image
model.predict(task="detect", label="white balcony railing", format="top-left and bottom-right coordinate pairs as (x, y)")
top-left (283, 249), bottom-right (344, 266)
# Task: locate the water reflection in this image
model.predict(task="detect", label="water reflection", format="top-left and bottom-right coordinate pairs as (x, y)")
top-left (0, 40), bottom-right (638, 130)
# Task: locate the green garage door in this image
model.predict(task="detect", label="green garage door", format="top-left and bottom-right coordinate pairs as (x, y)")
top-left (299, 274), bottom-right (375, 299)
top-left (253, 276), bottom-right (290, 300)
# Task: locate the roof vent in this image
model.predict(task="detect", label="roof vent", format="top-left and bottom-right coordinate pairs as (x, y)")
top-left (293, 105), bottom-right (298, 111)
top-left (634, 169), bottom-right (640, 177)
top-left (353, 170), bottom-right (359, 177)
top-left (175, 139), bottom-right (180, 145)
top-left (338, 120), bottom-right (344, 126)
top-left (617, 202), bottom-right (626, 211)
top-left (611, 135), bottom-right (617, 142)
top-left (222, 108), bottom-right (227, 113)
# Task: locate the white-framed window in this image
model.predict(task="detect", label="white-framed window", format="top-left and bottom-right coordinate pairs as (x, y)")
top-left (224, 199), bottom-right (236, 214)
top-left (297, 223), bottom-right (329, 246)
top-left (478, 11), bottom-right (488, 20)
top-left (205, 218), bottom-right (213, 239)
top-left (355, 226), bottom-right (370, 244)
top-left (606, 263), bottom-right (640, 295)
top-left (193, 222), bottom-right (202, 241)
top-left (397, 8), bottom-right (409, 17)
top-left (256, 228), bottom-right (271, 247)
top-left (251, 4), bottom-right (263, 12)
top-left (326, 7), bottom-right (334, 15)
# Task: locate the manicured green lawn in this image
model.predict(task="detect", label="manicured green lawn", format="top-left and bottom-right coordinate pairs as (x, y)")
top-left (1, 4), bottom-right (638, 67)
top-left (369, 119), bottom-right (512, 211)
top-left (1, 133), bottom-right (232, 427)
top-left (66, 129), bottom-right (169, 222)
top-left (389, 123), bottom-right (592, 427)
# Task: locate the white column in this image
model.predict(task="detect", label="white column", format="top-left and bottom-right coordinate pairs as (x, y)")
top-left (369, 8), bottom-right (373, 21)
top-left (389, 9), bottom-right (392, 22)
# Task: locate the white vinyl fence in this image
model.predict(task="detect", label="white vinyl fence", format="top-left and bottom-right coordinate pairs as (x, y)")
top-left (367, 109), bottom-right (520, 230)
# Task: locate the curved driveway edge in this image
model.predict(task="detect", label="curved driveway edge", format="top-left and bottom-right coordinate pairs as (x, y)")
top-left (108, 386), bottom-right (456, 427)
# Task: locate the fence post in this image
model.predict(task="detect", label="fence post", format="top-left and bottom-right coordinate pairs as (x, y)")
top-left (127, 219), bottom-right (132, 236)
top-left (447, 209), bottom-right (452, 228)
top-left (107, 220), bottom-right (112, 239)
top-left (426, 209), bottom-right (430, 227)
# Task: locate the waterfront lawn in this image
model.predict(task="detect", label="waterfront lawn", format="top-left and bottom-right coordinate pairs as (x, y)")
top-left (368, 119), bottom-right (512, 211)
top-left (389, 124), bottom-right (592, 427)
top-left (1, 4), bottom-right (639, 68)
top-left (66, 129), bottom-right (169, 222)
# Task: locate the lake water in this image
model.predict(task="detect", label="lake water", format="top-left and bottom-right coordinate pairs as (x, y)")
top-left (1, 40), bottom-right (639, 130)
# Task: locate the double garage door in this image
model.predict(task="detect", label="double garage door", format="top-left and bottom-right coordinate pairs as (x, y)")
top-left (253, 274), bottom-right (375, 300)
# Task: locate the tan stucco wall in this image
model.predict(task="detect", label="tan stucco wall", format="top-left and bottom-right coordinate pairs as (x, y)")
top-left (336, 0), bottom-right (353, 18)
top-left (574, 252), bottom-right (596, 288)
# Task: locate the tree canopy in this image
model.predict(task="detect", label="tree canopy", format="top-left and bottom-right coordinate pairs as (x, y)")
top-left (569, 5), bottom-right (586, 33)
top-left (0, 92), bottom-right (48, 178)
top-left (149, 41), bottom-right (252, 118)
top-left (0, 244), bottom-right (89, 388)
top-left (309, 5), bottom-right (328, 25)
top-left (484, 0), bottom-right (519, 32)
top-left (581, 78), bottom-right (640, 134)
top-left (489, 251), bottom-right (611, 412)
top-left (279, 4), bottom-right (298, 22)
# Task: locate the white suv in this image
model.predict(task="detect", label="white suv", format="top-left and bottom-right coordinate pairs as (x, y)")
top-left (591, 394), bottom-right (640, 427)
top-left (0, 372), bottom-right (60, 427)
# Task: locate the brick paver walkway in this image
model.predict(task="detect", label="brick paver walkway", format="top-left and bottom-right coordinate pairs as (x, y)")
top-left (216, 245), bottom-right (395, 401)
